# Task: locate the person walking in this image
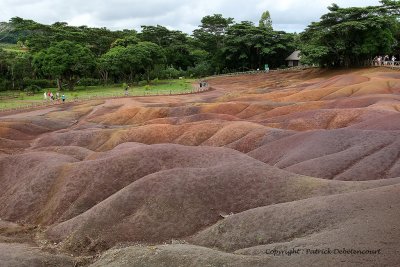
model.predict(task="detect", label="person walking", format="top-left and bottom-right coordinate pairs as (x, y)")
top-left (61, 94), bottom-right (66, 103)
top-left (43, 91), bottom-right (47, 101)
top-left (392, 55), bottom-right (396, 65)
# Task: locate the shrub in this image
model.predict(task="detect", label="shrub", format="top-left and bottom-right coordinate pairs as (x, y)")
top-left (0, 78), bottom-right (11, 91)
top-left (187, 62), bottom-right (213, 77)
top-left (23, 78), bottom-right (56, 89)
top-left (159, 67), bottom-right (184, 79)
top-left (138, 80), bottom-right (148, 86)
top-left (77, 78), bottom-right (102, 86)
top-left (24, 85), bottom-right (41, 95)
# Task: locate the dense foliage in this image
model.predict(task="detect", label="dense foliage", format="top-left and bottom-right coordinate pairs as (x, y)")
top-left (32, 40), bottom-right (96, 90)
top-left (0, 0), bottom-right (399, 90)
top-left (300, 0), bottom-right (400, 67)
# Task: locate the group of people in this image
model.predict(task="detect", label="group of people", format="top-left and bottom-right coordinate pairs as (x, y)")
top-left (199, 81), bottom-right (208, 88)
top-left (373, 55), bottom-right (397, 66)
top-left (44, 91), bottom-right (66, 103)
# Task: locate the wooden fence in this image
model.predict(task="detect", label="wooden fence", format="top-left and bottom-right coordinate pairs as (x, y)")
top-left (205, 66), bottom-right (317, 79)
top-left (372, 61), bottom-right (400, 69)
top-left (0, 92), bottom-right (21, 100)
top-left (0, 86), bottom-right (211, 113)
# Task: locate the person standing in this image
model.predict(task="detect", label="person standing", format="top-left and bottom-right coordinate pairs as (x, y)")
top-left (373, 56), bottom-right (378, 66)
top-left (44, 91), bottom-right (47, 101)
top-left (124, 85), bottom-right (129, 96)
top-left (61, 94), bottom-right (66, 103)
top-left (384, 55), bottom-right (389, 65)
top-left (392, 55), bottom-right (396, 65)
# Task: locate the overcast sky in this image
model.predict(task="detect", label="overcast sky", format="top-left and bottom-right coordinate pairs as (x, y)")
top-left (0, 0), bottom-right (382, 34)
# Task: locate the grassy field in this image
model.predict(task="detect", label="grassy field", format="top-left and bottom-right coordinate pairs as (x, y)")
top-left (0, 79), bottom-right (198, 110)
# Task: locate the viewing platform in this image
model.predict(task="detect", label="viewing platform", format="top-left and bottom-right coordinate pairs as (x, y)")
top-left (373, 61), bottom-right (400, 69)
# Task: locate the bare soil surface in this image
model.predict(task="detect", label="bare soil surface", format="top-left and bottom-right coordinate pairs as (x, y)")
top-left (0, 68), bottom-right (399, 266)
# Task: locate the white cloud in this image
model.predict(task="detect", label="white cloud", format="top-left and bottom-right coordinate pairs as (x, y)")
top-left (0, 0), bottom-right (382, 33)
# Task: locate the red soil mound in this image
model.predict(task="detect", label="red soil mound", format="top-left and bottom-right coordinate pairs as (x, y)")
top-left (0, 243), bottom-right (73, 267)
top-left (0, 142), bottom-right (393, 254)
top-left (191, 184), bottom-right (400, 252)
top-left (248, 129), bottom-right (400, 180)
top-left (89, 244), bottom-right (269, 267)
top-left (91, 181), bottom-right (400, 267)
top-left (0, 152), bottom-right (79, 222)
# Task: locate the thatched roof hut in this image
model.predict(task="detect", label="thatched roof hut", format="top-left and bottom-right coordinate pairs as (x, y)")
top-left (286, 50), bottom-right (301, 67)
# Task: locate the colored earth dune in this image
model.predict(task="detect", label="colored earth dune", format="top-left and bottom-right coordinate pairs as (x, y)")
top-left (0, 68), bottom-right (399, 266)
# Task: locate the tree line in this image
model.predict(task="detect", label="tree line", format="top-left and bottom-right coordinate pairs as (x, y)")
top-left (0, 0), bottom-right (399, 91)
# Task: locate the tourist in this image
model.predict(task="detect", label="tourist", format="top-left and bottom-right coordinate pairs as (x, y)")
top-left (392, 55), bottom-right (396, 65)
top-left (384, 55), bottom-right (389, 65)
top-left (377, 56), bottom-right (382, 66)
top-left (124, 85), bottom-right (129, 96)
top-left (43, 91), bottom-right (47, 101)
top-left (61, 94), bottom-right (66, 103)
top-left (372, 56), bottom-right (377, 66)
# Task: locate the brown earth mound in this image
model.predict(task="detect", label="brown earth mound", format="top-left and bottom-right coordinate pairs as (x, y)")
top-left (248, 129), bottom-right (400, 180)
top-left (0, 243), bottom-right (74, 267)
top-left (191, 184), bottom-right (400, 252)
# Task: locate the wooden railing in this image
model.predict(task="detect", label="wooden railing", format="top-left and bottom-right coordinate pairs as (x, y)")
top-left (372, 61), bottom-right (400, 69)
top-left (0, 86), bottom-right (212, 114)
top-left (206, 66), bottom-right (317, 79)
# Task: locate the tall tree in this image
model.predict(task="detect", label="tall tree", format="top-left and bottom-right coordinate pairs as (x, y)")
top-left (140, 25), bottom-right (171, 46)
top-left (139, 26), bottom-right (195, 70)
top-left (7, 17), bottom-right (132, 54)
top-left (33, 41), bottom-right (95, 90)
top-left (259, 11), bottom-right (273, 31)
top-left (133, 42), bottom-right (166, 82)
top-left (0, 49), bottom-right (33, 90)
top-left (7, 53), bottom-right (32, 90)
top-left (300, 1), bottom-right (400, 67)
top-left (98, 42), bottom-right (165, 83)
top-left (193, 14), bottom-right (234, 73)
top-left (222, 21), bottom-right (296, 71)
top-left (97, 49), bottom-right (121, 85)
top-left (111, 35), bottom-right (139, 48)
